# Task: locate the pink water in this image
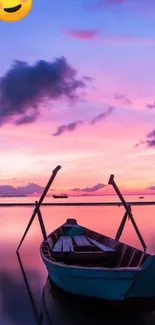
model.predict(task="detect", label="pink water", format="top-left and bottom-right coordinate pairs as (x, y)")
top-left (1, 195), bottom-right (155, 324)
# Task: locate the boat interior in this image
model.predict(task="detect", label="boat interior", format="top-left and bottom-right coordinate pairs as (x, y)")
top-left (41, 219), bottom-right (151, 269)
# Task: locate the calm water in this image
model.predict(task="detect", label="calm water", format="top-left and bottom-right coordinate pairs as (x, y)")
top-left (1, 195), bottom-right (155, 325)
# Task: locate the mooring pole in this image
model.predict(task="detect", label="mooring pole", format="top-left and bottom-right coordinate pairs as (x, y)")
top-left (109, 174), bottom-right (147, 251)
top-left (115, 210), bottom-right (128, 241)
top-left (16, 165), bottom-right (61, 252)
top-left (36, 201), bottom-right (47, 241)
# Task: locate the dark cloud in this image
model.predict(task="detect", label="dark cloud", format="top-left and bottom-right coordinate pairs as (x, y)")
top-left (83, 76), bottom-right (95, 81)
top-left (71, 183), bottom-right (105, 192)
top-left (0, 57), bottom-right (85, 126)
top-left (146, 101), bottom-right (155, 109)
top-left (0, 183), bottom-right (45, 196)
top-left (53, 120), bottom-right (83, 136)
top-left (52, 106), bottom-right (114, 136)
top-left (63, 29), bottom-right (99, 40)
top-left (134, 140), bottom-right (145, 148)
top-left (91, 106), bottom-right (114, 124)
top-left (15, 111), bottom-right (39, 125)
top-left (135, 130), bottom-right (155, 149)
top-left (147, 130), bottom-right (155, 138)
top-left (146, 130), bottom-right (155, 148)
top-left (114, 94), bottom-right (132, 105)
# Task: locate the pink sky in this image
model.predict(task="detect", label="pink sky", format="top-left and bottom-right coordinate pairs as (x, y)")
top-left (0, 109), bottom-right (154, 196)
top-left (0, 0), bottom-right (155, 196)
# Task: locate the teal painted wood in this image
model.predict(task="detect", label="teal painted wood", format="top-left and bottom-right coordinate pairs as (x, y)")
top-left (42, 255), bottom-right (140, 301)
top-left (126, 256), bottom-right (155, 298)
top-left (41, 254), bottom-right (155, 301)
top-left (40, 219), bottom-right (155, 302)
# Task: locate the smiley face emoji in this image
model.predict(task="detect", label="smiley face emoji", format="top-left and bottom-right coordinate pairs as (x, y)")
top-left (0, 0), bottom-right (33, 22)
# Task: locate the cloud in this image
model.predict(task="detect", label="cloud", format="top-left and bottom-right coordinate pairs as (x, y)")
top-left (135, 130), bottom-right (155, 149)
top-left (15, 111), bottom-right (39, 125)
top-left (0, 57), bottom-right (85, 126)
top-left (147, 186), bottom-right (155, 190)
top-left (63, 26), bottom-right (155, 46)
top-left (52, 106), bottom-right (114, 136)
top-left (146, 101), bottom-right (155, 109)
top-left (53, 120), bottom-right (83, 136)
top-left (91, 106), bottom-right (114, 124)
top-left (63, 29), bottom-right (99, 40)
top-left (0, 183), bottom-right (45, 196)
top-left (146, 130), bottom-right (155, 148)
top-left (134, 140), bottom-right (145, 148)
top-left (83, 76), bottom-right (95, 82)
top-left (71, 183), bottom-right (105, 192)
top-left (114, 94), bottom-right (132, 105)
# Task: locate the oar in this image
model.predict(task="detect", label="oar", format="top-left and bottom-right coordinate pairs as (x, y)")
top-left (16, 165), bottom-right (61, 252)
top-left (109, 174), bottom-right (147, 251)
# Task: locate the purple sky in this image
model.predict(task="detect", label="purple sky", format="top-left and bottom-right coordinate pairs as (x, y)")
top-left (0, 0), bottom-right (155, 195)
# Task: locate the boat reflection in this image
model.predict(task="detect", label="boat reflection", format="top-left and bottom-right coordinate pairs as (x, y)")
top-left (16, 252), bottom-right (155, 325)
top-left (0, 260), bottom-right (41, 325)
top-left (42, 277), bottom-right (155, 325)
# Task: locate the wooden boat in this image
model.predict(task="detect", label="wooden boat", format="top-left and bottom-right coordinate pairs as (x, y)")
top-left (40, 174), bottom-right (155, 308)
top-left (16, 253), bottom-right (155, 325)
top-left (40, 218), bottom-right (155, 308)
top-left (53, 194), bottom-right (68, 199)
top-left (16, 252), bottom-right (155, 324)
top-left (17, 166), bottom-right (155, 310)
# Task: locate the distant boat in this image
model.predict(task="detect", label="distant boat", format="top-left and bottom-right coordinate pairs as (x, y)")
top-left (139, 196), bottom-right (144, 199)
top-left (53, 194), bottom-right (68, 199)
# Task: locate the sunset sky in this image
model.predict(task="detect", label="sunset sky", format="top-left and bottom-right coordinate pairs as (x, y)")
top-left (0, 0), bottom-right (155, 196)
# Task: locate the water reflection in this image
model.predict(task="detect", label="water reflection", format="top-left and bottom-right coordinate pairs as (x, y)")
top-left (42, 278), bottom-right (155, 325)
top-left (1, 200), bottom-right (155, 325)
top-left (15, 251), bottom-right (155, 325)
top-left (0, 266), bottom-right (40, 325)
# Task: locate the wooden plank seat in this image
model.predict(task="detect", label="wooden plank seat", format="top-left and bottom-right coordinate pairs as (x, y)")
top-left (73, 235), bottom-right (91, 246)
top-left (51, 235), bottom-right (116, 267)
top-left (52, 236), bottom-right (63, 252)
top-left (62, 236), bottom-right (74, 252)
top-left (52, 235), bottom-right (115, 254)
top-left (87, 238), bottom-right (115, 252)
top-left (52, 236), bottom-right (74, 253)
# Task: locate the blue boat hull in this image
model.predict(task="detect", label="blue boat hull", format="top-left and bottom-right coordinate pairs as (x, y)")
top-left (41, 253), bottom-right (155, 303)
